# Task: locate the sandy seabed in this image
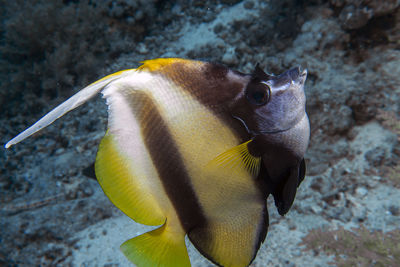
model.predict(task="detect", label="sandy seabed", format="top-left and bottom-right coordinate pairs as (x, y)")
top-left (1, 1), bottom-right (399, 266)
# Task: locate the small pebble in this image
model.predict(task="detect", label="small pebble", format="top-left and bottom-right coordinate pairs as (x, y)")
top-left (55, 148), bottom-right (65, 155)
top-left (89, 232), bottom-right (95, 240)
top-left (311, 204), bottom-right (323, 214)
top-left (244, 1), bottom-right (254, 10)
top-left (138, 44), bottom-right (148, 54)
top-left (355, 187), bottom-right (368, 197)
top-left (222, 47), bottom-right (238, 65)
top-left (388, 205), bottom-right (400, 216)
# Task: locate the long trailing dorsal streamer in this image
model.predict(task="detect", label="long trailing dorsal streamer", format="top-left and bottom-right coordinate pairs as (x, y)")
top-left (5, 69), bottom-right (135, 149)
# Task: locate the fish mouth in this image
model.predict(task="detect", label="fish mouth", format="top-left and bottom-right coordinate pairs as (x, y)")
top-left (273, 67), bottom-right (307, 87)
top-left (232, 115), bottom-right (293, 135)
top-left (287, 66), bottom-right (307, 84)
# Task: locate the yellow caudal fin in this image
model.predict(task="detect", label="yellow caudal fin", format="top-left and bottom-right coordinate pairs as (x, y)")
top-left (95, 134), bottom-right (165, 226)
top-left (206, 140), bottom-right (261, 178)
top-left (121, 222), bottom-right (191, 267)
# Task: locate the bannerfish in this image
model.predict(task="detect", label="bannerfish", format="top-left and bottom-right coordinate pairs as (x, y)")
top-left (5, 58), bottom-right (310, 267)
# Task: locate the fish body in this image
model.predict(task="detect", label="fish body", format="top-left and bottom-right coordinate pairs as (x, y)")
top-left (5, 58), bottom-right (309, 267)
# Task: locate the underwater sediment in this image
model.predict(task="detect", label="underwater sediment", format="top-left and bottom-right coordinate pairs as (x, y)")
top-left (1, 0), bottom-right (399, 266)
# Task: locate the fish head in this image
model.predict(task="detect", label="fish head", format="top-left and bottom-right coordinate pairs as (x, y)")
top-left (230, 65), bottom-right (308, 135)
top-left (229, 65), bottom-right (309, 216)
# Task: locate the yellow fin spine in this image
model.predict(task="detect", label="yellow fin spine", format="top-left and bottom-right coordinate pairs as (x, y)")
top-left (207, 140), bottom-right (261, 178)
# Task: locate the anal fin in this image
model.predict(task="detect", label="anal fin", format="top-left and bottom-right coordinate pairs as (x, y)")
top-left (121, 222), bottom-right (190, 267)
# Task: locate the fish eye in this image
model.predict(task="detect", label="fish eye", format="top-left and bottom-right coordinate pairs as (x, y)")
top-left (245, 82), bottom-right (271, 106)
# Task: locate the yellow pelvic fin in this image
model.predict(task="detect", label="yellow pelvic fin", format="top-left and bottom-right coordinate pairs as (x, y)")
top-left (206, 140), bottom-right (261, 178)
top-left (95, 134), bottom-right (165, 226)
top-left (137, 58), bottom-right (196, 72)
top-left (121, 222), bottom-right (191, 267)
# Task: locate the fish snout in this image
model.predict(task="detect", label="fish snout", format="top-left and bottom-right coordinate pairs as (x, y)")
top-left (287, 66), bottom-right (307, 85)
top-left (273, 67), bottom-right (307, 89)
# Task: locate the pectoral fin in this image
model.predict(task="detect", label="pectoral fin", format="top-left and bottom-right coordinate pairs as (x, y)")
top-left (206, 140), bottom-right (261, 178)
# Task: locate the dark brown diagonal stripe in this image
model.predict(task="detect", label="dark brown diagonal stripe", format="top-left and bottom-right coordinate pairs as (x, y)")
top-left (163, 61), bottom-right (248, 108)
top-left (157, 61), bottom-right (251, 142)
top-left (127, 90), bottom-right (207, 232)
